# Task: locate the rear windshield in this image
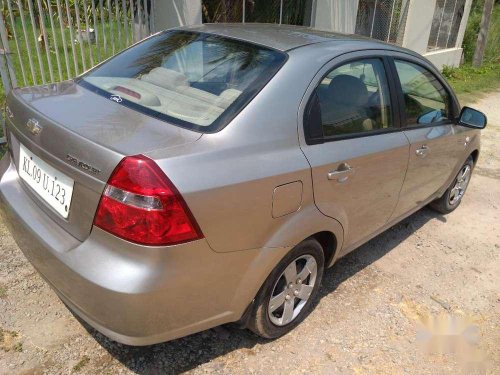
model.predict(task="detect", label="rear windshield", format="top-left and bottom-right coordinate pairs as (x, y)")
top-left (79, 31), bottom-right (287, 133)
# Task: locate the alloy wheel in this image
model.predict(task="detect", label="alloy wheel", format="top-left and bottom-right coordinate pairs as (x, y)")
top-left (449, 164), bottom-right (471, 205)
top-left (267, 255), bottom-right (318, 326)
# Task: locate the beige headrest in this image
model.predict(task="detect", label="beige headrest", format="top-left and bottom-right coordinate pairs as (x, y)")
top-left (141, 67), bottom-right (189, 89)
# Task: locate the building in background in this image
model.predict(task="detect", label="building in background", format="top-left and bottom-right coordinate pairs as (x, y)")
top-left (152, 0), bottom-right (472, 69)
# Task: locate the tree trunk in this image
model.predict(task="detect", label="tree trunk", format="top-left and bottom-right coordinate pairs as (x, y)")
top-left (472, 0), bottom-right (495, 68)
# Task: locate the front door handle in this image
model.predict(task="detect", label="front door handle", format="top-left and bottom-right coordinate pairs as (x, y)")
top-left (415, 145), bottom-right (430, 157)
top-left (328, 163), bottom-right (354, 183)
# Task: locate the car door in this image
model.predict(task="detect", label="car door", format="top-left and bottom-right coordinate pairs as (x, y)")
top-left (299, 53), bottom-right (410, 251)
top-left (389, 57), bottom-right (464, 220)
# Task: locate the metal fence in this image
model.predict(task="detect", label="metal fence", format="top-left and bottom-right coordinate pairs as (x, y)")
top-left (202, 0), bottom-right (410, 44)
top-left (0, 0), bottom-right (153, 91)
top-left (427, 0), bottom-right (467, 51)
top-left (202, 0), bottom-right (313, 26)
top-left (0, 0), bottom-right (154, 145)
top-left (355, 0), bottom-right (410, 45)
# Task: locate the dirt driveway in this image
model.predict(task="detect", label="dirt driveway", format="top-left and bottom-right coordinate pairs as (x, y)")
top-left (1, 92), bottom-right (499, 375)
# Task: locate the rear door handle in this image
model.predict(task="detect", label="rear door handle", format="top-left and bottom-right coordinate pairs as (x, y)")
top-left (328, 163), bottom-right (354, 183)
top-left (415, 145), bottom-right (430, 157)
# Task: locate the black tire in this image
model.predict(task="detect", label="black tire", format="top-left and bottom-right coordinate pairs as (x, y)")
top-left (429, 156), bottom-right (474, 214)
top-left (248, 238), bottom-right (325, 339)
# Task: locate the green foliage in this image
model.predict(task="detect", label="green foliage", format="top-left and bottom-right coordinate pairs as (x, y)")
top-left (443, 63), bottom-right (496, 80)
top-left (0, 284), bottom-right (7, 298)
top-left (443, 63), bottom-right (500, 101)
top-left (0, 101), bottom-right (4, 158)
top-left (446, 1), bottom-right (500, 101)
top-left (202, 0), bottom-right (310, 24)
top-left (0, 328), bottom-right (21, 353)
top-left (462, 0), bottom-right (500, 64)
top-left (0, 122), bottom-right (5, 157)
top-left (485, 1), bottom-right (500, 63)
top-left (72, 355), bottom-right (90, 372)
top-left (0, 2), bottom-right (135, 158)
top-left (441, 65), bottom-right (457, 79)
top-left (462, 0), bottom-right (484, 63)
top-left (4, 1), bottom-right (119, 24)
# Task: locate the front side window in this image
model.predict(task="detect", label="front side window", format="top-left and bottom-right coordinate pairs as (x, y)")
top-left (315, 58), bottom-right (393, 138)
top-left (79, 31), bottom-right (287, 132)
top-left (394, 60), bottom-right (451, 126)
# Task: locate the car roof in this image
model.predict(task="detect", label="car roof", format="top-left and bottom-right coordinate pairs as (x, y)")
top-left (179, 23), bottom-right (415, 55)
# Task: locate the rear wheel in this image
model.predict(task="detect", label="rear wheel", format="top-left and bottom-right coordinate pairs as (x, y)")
top-left (248, 238), bottom-right (324, 339)
top-left (429, 156), bottom-right (474, 214)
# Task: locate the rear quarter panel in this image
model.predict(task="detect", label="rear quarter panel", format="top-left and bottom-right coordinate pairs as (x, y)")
top-left (145, 47), bottom-right (346, 253)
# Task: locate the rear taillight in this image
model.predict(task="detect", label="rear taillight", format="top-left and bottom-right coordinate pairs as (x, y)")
top-left (113, 86), bottom-right (141, 99)
top-left (93, 155), bottom-right (203, 246)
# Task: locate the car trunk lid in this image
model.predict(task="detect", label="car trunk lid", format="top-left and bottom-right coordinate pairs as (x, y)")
top-left (5, 81), bottom-right (202, 241)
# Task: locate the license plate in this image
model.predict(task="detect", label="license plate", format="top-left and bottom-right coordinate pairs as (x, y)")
top-left (19, 144), bottom-right (74, 218)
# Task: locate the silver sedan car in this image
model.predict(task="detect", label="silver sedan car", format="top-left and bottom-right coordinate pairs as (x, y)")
top-left (0, 24), bottom-right (487, 345)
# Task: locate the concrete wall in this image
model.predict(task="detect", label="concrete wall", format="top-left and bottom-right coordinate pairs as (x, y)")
top-left (424, 48), bottom-right (464, 69)
top-left (311, 0), bottom-right (359, 33)
top-left (402, 0), bottom-right (436, 54)
top-left (152, 0), bottom-right (202, 31)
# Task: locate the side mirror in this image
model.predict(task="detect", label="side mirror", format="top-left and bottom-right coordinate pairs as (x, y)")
top-left (417, 109), bottom-right (445, 124)
top-left (458, 107), bottom-right (487, 129)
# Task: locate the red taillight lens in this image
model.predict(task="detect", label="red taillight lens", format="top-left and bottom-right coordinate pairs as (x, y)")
top-left (93, 155), bottom-right (203, 246)
top-left (113, 86), bottom-right (141, 99)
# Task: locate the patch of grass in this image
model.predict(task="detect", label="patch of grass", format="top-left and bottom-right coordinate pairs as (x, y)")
top-left (5, 17), bottom-right (131, 89)
top-left (0, 328), bottom-right (22, 353)
top-left (0, 284), bottom-right (7, 298)
top-left (443, 63), bottom-right (500, 102)
top-left (0, 123), bottom-right (6, 158)
top-left (443, 2), bottom-right (500, 102)
top-left (1, 18), bottom-right (130, 158)
top-left (1, 88), bottom-right (5, 158)
top-left (1, 89), bottom-right (5, 154)
top-left (72, 355), bottom-right (90, 372)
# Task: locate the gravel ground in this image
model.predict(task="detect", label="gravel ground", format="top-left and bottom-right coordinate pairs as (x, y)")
top-left (0, 92), bottom-right (499, 375)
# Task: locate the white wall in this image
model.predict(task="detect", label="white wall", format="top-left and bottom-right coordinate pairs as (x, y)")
top-left (311, 0), bottom-right (360, 33)
top-left (402, 0), bottom-right (436, 54)
top-left (153, 0), bottom-right (202, 31)
top-left (424, 48), bottom-right (464, 69)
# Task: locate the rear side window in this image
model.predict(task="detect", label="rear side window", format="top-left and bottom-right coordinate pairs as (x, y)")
top-left (394, 60), bottom-right (451, 126)
top-left (314, 58), bottom-right (393, 138)
top-left (79, 31), bottom-right (287, 133)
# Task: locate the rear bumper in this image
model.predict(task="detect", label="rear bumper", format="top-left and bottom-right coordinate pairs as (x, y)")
top-left (0, 153), bottom-right (289, 345)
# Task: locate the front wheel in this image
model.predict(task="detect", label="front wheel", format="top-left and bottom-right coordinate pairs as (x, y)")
top-left (429, 156), bottom-right (474, 214)
top-left (248, 238), bottom-right (324, 339)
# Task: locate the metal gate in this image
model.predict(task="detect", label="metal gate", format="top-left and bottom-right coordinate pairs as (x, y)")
top-left (0, 0), bottom-right (155, 145)
top-left (355, 0), bottom-right (410, 45)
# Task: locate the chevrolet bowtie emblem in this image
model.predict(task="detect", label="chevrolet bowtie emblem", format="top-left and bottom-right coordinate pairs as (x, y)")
top-left (26, 118), bottom-right (42, 136)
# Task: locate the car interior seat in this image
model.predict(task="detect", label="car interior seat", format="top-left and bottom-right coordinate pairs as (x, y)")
top-left (321, 74), bottom-right (376, 136)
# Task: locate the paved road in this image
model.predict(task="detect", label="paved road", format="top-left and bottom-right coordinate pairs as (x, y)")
top-left (1, 92), bottom-right (499, 375)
